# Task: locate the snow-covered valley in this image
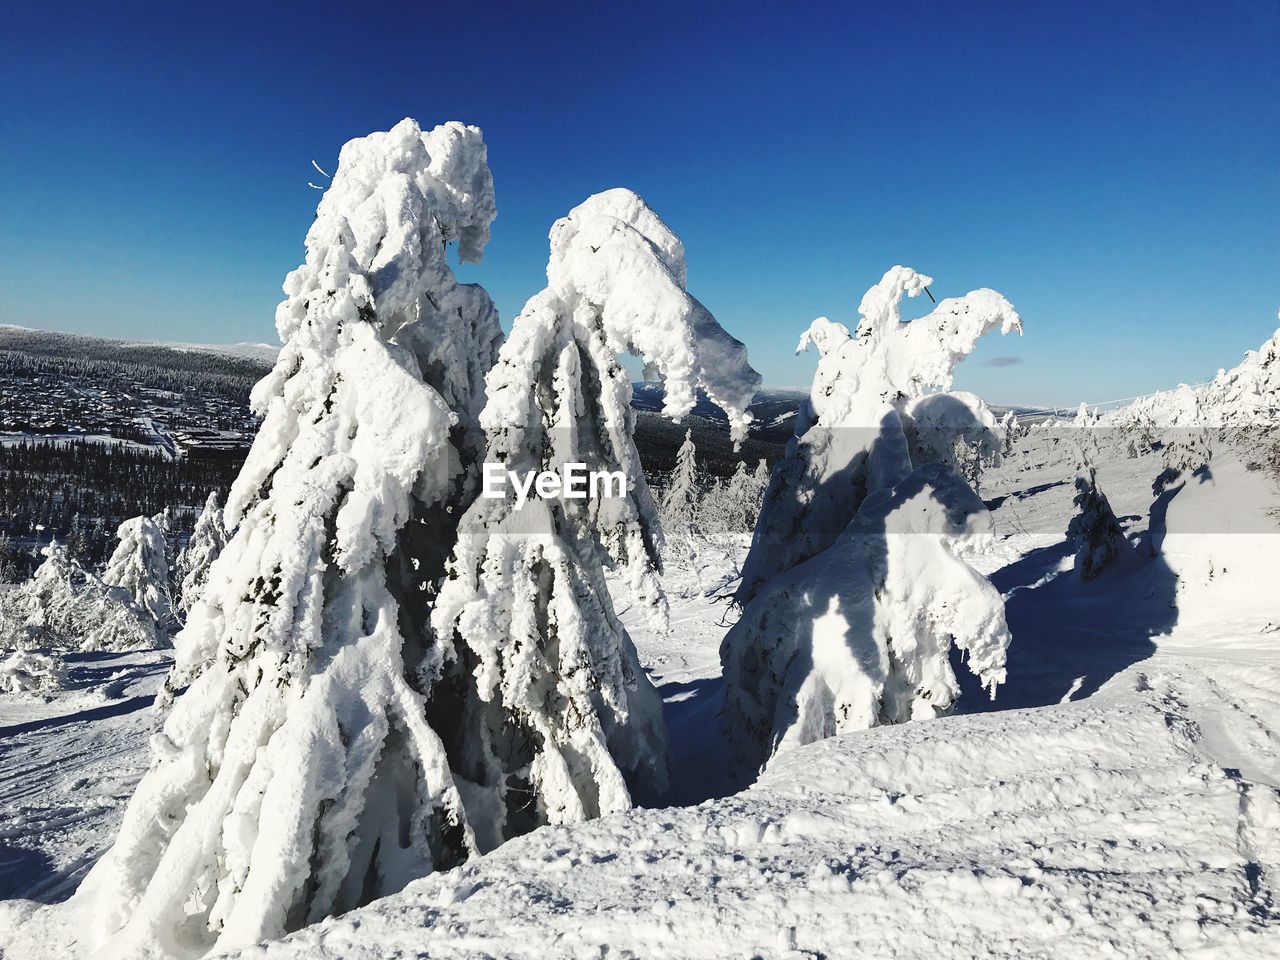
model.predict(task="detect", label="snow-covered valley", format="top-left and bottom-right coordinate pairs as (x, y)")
top-left (3, 432), bottom-right (1279, 958)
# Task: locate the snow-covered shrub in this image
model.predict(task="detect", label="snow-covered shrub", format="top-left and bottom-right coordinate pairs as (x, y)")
top-left (1066, 456), bottom-right (1129, 580)
top-left (176, 490), bottom-right (227, 615)
top-left (0, 541), bottom-right (157, 652)
top-left (433, 189), bottom-right (760, 840)
top-left (723, 266), bottom-right (1018, 771)
top-left (0, 649), bottom-right (66, 694)
top-left (84, 118), bottom-right (504, 957)
top-left (102, 515), bottom-right (176, 634)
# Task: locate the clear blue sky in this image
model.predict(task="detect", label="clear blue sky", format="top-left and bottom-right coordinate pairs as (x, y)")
top-left (1, 1), bottom-right (1276, 405)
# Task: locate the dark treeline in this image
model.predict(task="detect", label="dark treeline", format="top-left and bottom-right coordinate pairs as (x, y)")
top-left (0, 441), bottom-right (244, 571)
top-left (0, 347), bottom-right (262, 404)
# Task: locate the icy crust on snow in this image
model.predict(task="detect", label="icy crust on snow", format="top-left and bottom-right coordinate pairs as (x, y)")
top-left (722, 464), bottom-right (1009, 770)
top-left (430, 190), bottom-right (752, 845)
top-left (215, 666), bottom-right (1280, 960)
top-left (544, 188), bottom-right (761, 441)
top-left (740, 266), bottom-right (1021, 601)
top-left (80, 118), bottom-right (501, 958)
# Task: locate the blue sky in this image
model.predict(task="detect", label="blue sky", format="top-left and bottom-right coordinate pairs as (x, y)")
top-left (1, 1), bottom-right (1276, 405)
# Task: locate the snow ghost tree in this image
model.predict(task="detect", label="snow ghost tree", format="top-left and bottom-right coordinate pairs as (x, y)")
top-left (723, 266), bottom-right (1020, 773)
top-left (1067, 453), bottom-right (1130, 580)
top-left (432, 189), bottom-right (760, 842)
top-left (101, 515), bottom-right (176, 636)
top-left (738, 266), bottom-right (1023, 603)
top-left (84, 118), bottom-right (504, 958)
top-left (0, 541), bottom-right (157, 651)
top-left (176, 490), bottom-right (228, 615)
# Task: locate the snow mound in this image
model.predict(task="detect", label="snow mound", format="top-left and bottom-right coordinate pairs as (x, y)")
top-left (209, 661), bottom-right (1279, 960)
top-left (0, 650), bottom-right (65, 694)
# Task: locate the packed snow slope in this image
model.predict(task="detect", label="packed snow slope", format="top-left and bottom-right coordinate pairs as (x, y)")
top-left (3, 426), bottom-right (1279, 958)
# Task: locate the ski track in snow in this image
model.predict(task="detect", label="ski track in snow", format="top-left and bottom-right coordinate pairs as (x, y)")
top-left (2, 436), bottom-right (1280, 957)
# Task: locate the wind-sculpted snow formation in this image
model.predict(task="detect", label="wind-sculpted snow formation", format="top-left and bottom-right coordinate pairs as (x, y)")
top-left (82, 118), bottom-right (504, 958)
top-left (433, 189), bottom-right (760, 838)
top-left (723, 266), bottom-right (1019, 772)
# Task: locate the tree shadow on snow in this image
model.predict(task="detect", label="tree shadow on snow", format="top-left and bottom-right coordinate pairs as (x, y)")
top-left (953, 485), bottom-right (1184, 713)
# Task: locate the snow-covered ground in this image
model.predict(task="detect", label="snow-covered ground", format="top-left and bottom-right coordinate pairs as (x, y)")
top-left (2, 435), bottom-right (1279, 957)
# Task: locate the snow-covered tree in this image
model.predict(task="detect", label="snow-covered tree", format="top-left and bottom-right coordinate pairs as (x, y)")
top-left (737, 265), bottom-right (1023, 604)
top-left (176, 490), bottom-right (228, 615)
top-left (663, 430), bottom-right (702, 525)
top-left (999, 410), bottom-right (1020, 456)
top-left (1067, 453), bottom-right (1130, 580)
top-left (722, 266), bottom-right (1019, 773)
top-left (0, 533), bottom-right (18, 584)
top-left (85, 118), bottom-right (504, 957)
top-left (0, 650), bottom-right (66, 694)
top-left (660, 429), bottom-right (704, 581)
top-left (0, 541), bottom-right (157, 651)
top-left (1154, 387), bottom-right (1213, 495)
top-left (432, 188), bottom-right (760, 840)
top-left (102, 515), bottom-right (175, 634)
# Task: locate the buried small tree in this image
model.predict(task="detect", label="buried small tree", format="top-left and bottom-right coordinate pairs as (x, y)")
top-left (432, 188), bottom-right (760, 839)
top-left (1067, 452), bottom-right (1131, 580)
top-left (84, 118), bottom-right (504, 957)
top-left (722, 266), bottom-right (1021, 773)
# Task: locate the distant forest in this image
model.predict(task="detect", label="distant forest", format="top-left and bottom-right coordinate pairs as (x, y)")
top-left (0, 326), bottom-right (791, 578)
top-left (0, 326), bottom-right (267, 401)
top-left (0, 441), bottom-right (243, 574)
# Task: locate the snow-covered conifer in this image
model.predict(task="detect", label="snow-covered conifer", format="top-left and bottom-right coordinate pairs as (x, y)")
top-left (84, 118), bottom-right (504, 956)
top-left (1067, 453), bottom-right (1130, 580)
top-left (176, 490), bottom-right (227, 615)
top-left (432, 189), bottom-right (760, 839)
top-left (663, 430), bottom-right (702, 525)
top-left (101, 515), bottom-right (175, 634)
top-left (0, 533), bottom-right (18, 583)
top-left (737, 265), bottom-right (1022, 604)
top-left (722, 266), bottom-right (1018, 772)
top-left (0, 541), bottom-right (156, 651)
